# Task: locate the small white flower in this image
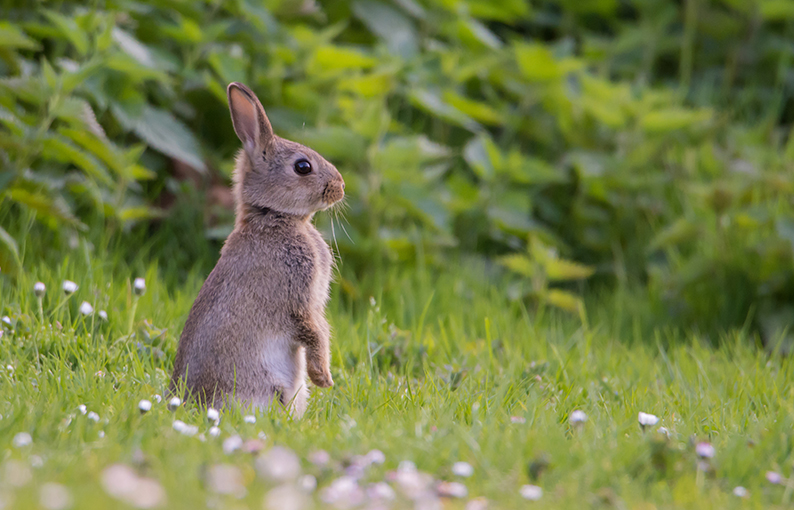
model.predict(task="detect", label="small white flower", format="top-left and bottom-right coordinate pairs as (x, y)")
top-left (695, 442), bottom-right (715, 459)
top-left (78, 405), bottom-right (87, 415)
top-left (452, 461), bottom-right (474, 477)
top-left (167, 397), bottom-right (181, 411)
top-left (138, 400), bottom-right (151, 413)
top-left (206, 408), bottom-right (220, 423)
top-left (40, 482), bottom-right (72, 510)
top-left (98, 310), bottom-right (108, 321)
top-left (398, 460), bottom-right (417, 472)
top-left (34, 282), bottom-right (46, 298)
top-left (299, 474), bottom-right (318, 492)
top-left (638, 412), bottom-right (659, 428)
top-left (12, 432), bottom-right (32, 447)
top-left (208, 426), bottom-right (221, 438)
top-left (1, 316), bottom-right (10, 325)
top-left (98, 431), bottom-right (105, 438)
top-left (133, 278), bottom-right (146, 296)
top-left (437, 481), bottom-right (468, 498)
top-left (365, 449), bottom-right (386, 465)
top-left (172, 420), bottom-right (198, 436)
top-left (62, 280), bottom-right (78, 295)
top-left (79, 302), bottom-right (94, 315)
top-left (766, 471), bottom-right (783, 484)
top-left (243, 415), bottom-right (256, 424)
top-left (657, 427), bottom-right (669, 436)
top-left (733, 486), bottom-right (748, 498)
top-left (222, 435), bottom-right (243, 455)
top-left (152, 395), bottom-right (162, 403)
top-left (520, 484), bottom-right (543, 501)
top-left (569, 410), bottom-right (587, 424)
top-left (87, 411), bottom-right (100, 422)
top-left (510, 416), bottom-right (526, 424)
top-left (309, 450), bottom-right (331, 466)
top-left (367, 482), bottom-right (395, 501)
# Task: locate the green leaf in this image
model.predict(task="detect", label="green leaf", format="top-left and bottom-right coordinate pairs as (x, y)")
top-left (545, 289), bottom-right (583, 313)
top-left (760, 0), bottom-right (794, 20)
top-left (9, 188), bottom-right (85, 230)
top-left (0, 22), bottom-right (41, 50)
top-left (515, 43), bottom-right (561, 81)
top-left (498, 253), bottom-right (535, 277)
top-left (640, 108), bottom-right (712, 133)
top-left (41, 136), bottom-right (113, 186)
top-left (291, 127), bottom-right (367, 163)
top-left (443, 92), bottom-right (503, 125)
top-left (112, 104), bottom-right (206, 173)
top-left (309, 45), bottom-right (378, 73)
top-left (42, 9), bottom-right (89, 56)
top-left (409, 90), bottom-right (480, 132)
top-left (0, 225), bottom-right (20, 268)
top-left (647, 218), bottom-right (699, 252)
top-left (463, 135), bottom-right (500, 179)
top-left (543, 258), bottom-right (595, 281)
top-left (353, 1), bottom-right (418, 58)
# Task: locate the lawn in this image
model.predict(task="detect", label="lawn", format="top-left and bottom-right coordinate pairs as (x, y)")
top-left (0, 254), bottom-right (791, 510)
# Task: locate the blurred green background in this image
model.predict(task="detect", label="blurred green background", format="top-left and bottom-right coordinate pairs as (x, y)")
top-left (2, 0), bottom-right (794, 340)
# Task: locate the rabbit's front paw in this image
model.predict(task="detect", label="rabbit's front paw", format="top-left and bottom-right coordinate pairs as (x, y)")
top-left (308, 365), bottom-right (334, 388)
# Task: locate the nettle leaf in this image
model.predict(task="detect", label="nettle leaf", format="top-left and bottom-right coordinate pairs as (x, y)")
top-left (42, 9), bottom-right (90, 56)
top-left (544, 289), bottom-right (582, 313)
top-left (409, 89), bottom-right (480, 132)
top-left (353, 0), bottom-right (418, 58)
top-left (0, 22), bottom-right (41, 50)
top-left (543, 258), bottom-right (595, 281)
top-left (0, 225), bottom-right (20, 268)
top-left (515, 43), bottom-right (561, 81)
top-left (309, 45), bottom-right (378, 73)
top-left (41, 135), bottom-right (113, 185)
top-left (9, 188), bottom-right (85, 230)
top-left (112, 104), bottom-right (206, 173)
top-left (498, 253), bottom-right (535, 277)
top-left (640, 108), bottom-right (712, 133)
top-left (59, 127), bottom-right (132, 178)
top-left (443, 91), bottom-right (503, 126)
top-left (292, 127), bottom-right (367, 163)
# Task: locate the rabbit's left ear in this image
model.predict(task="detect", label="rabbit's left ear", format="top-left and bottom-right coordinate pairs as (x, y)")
top-left (227, 82), bottom-right (274, 158)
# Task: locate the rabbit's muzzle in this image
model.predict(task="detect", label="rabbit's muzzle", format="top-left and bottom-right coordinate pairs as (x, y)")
top-left (322, 179), bottom-right (345, 205)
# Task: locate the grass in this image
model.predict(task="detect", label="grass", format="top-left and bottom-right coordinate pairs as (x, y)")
top-left (0, 249), bottom-right (793, 510)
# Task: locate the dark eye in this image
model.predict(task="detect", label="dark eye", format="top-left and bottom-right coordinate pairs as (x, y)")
top-left (294, 159), bottom-right (312, 176)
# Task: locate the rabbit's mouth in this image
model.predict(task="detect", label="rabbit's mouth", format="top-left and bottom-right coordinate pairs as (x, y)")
top-left (321, 181), bottom-right (345, 207)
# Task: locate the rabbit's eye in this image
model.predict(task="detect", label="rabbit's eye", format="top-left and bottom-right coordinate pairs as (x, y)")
top-left (294, 159), bottom-right (312, 176)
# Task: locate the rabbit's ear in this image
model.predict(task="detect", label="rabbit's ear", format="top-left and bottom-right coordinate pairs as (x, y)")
top-left (227, 82), bottom-right (274, 157)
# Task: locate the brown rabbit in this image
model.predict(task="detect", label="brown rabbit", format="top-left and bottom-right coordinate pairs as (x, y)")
top-left (169, 82), bottom-right (344, 416)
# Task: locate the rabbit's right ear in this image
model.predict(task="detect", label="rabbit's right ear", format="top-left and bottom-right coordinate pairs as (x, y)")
top-left (227, 82), bottom-right (274, 158)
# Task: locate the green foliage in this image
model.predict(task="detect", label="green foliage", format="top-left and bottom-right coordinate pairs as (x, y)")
top-left (2, 1), bottom-right (794, 332)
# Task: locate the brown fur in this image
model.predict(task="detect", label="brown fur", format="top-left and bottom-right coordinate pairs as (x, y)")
top-left (169, 82), bottom-right (344, 415)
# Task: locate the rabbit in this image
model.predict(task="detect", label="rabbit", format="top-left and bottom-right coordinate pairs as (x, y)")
top-left (169, 82), bottom-right (344, 416)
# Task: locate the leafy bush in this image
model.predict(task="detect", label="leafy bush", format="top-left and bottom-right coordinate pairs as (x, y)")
top-left (2, 0), bottom-right (794, 333)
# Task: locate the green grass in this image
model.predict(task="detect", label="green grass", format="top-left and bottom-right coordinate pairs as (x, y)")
top-left (0, 252), bottom-right (793, 510)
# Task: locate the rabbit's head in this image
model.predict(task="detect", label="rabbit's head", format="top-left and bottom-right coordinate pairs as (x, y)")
top-left (227, 82), bottom-right (345, 217)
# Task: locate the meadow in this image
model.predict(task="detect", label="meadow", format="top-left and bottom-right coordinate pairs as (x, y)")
top-left (4, 0), bottom-right (794, 508)
top-left (1, 249), bottom-right (793, 509)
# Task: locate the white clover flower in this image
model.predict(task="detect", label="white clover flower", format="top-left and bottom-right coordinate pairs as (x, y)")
top-left (638, 412), bottom-right (659, 428)
top-left (133, 278), bottom-right (146, 296)
top-left (62, 280), bottom-right (78, 295)
top-left (695, 442), bottom-right (715, 459)
top-left (733, 486), bottom-right (748, 498)
top-left (78, 405), bottom-right (87, 415)
top-left (79, 301), bottom-right (94, 315)
top-left (208, 426), bottom-right (221, 438)
top-left (87, 411), bottom-right (100, 422)
top-left (243, 415), bottom-right (256, 424)
top-left (569, 410), bottom-right (587, 425)
top-left (98, 310), bottom-right (108, 321)
top-left (452, 461), bottom-right (474, 477)
top-left (34, 282), bottom-right (46, 298)
top-left (520, 484), bottom-right (543, 501)
top-left (12, 432), bottom-right (32, 448)
top-left (437, 481), bottom-right (468, 498)
top-left (365, 449), bottom-right (386, 465)
top-left (167, 397), bottom-right (181, 411)
top-left (207, 408), bottom-right (220, 423)
top-left (766, 471), bottom-right (783, 484)
top-left (138, 400), bottom-right (152, 414)
top-left (222, 435), bottom-right (243, 455)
